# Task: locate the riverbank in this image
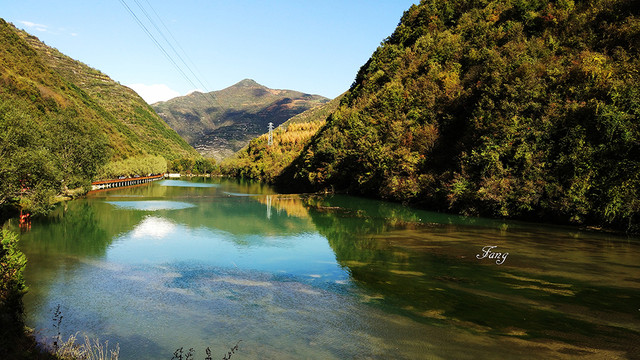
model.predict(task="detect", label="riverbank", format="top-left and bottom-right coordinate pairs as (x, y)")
top-left (222, 172), bottom-right (635, 237)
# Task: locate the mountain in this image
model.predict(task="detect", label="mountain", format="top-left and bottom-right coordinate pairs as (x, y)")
top-left (222, 94), bottom-right (343, 181)
top-left (271, 0), bottom-right (640, 232)
top-left (0, 19), bottom-right (198, 214)
top-left (10, 22), bottom-right (198, 161)
top-left (152, 79), bottom-right (329, 160)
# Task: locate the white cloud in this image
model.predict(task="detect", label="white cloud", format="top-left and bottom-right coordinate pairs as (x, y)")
top-left (19, 21), bottom-right (78, 37)
top-left (20, 20), bottom-right (48, 32)
top-left (128, 83), bottom-right (181, 104)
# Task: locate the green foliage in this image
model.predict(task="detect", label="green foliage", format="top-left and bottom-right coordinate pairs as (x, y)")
top-left (0, 230), bottom-right (27, 354)
top-left (0, 99), bottom-right (107, 214)
top-left (277, 0), bottom-right (640, 232)
top-left (222, 95), bottom-right (342, 182)
top-left (193, 158), bottom-right (217, 174)
top-left (168, 157), bottom-right (218, 175)
top-left (99, 155), bottom-right (167, 179)
top-left (0, 229), bottom-right (27, 315)
top-left (0, 18), bottom-right (197, 162)
top-left (0, 18), bottom-right (200, 214)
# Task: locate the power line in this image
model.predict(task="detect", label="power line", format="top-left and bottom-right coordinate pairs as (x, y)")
top-left (137, 0), bottom-right (218, 105)
top-left (118, 0), bottom-right (197, 90)
top-left (118, 0), bottom-right (217, 105)
top-left (132, 0), bottom-right (210, 94)
top-left (142, 0), bottom-right (216, 96)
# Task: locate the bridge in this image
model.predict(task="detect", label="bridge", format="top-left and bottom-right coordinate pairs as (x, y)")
top-left (91, 174), bottom-right (164, 190)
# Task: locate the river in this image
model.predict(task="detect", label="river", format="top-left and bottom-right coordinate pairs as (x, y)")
top-left (9, 177), bottom-right (640, 359)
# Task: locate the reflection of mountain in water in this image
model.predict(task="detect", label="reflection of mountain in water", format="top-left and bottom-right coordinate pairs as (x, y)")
top-left (19, 201), bottom-right (141, 258)
top-left (167, 196), bottom-right (315, 239)
top-left (305, 195), bottom-right (640, 358)
top-left (84, 179), bottom-right (316, 239)
top-left (15, 200), bottom-right (149, 306)
top-left (256, 195), bottom-right (311, 219)
top-left (16, 180), bottom-right (318, 304)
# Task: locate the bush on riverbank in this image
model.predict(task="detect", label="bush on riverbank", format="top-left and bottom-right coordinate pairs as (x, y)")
top-left (0, 229), bottom-right (27, 327)
top-left (49, 333), bottom-right (119, 360)
top-left (0, 228), bottom-right (31, 358)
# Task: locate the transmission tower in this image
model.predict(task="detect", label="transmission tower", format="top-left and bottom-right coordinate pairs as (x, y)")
top-left (268, 122), bottom-right (274, 146)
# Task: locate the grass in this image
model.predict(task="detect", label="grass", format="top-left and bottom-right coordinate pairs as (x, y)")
top-left (36, 304), bottom-right (120, 360)
top-left (49, 334), bottom-right (119, 360)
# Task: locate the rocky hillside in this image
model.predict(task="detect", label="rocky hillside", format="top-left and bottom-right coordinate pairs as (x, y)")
top-left (275, 0), bottom-right (640, 232)
top-left (152, 79), bottom-right (328, 160)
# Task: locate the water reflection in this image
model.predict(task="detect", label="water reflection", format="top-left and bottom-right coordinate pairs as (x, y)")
top-left (105, 201), bottom-right (196, 211)
top-left (301, 195), bottom-right (640, 358)
top-left (222, 192), bottom-right (262, 197)
top-left (158, 180), bottom-right (219, 188)
top-left (10, 178), bottom-right (640, 359)
top-left (130, 217), bottom-right (176, 239)
top-left (256, 195), bottom-right (310, 219)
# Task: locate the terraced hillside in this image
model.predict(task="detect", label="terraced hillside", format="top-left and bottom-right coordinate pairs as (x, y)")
top-left (0, 19), bottom-right (198, 214)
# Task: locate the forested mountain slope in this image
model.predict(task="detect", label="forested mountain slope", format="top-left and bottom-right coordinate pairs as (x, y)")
top-left (277, 0), bottom-right (640, 232)
top-left (222, 94), bottom-right (343, 181)
top-left (0, 19), bottom-right (198, 214)
top-left (152, 79), bottom-right (328, 160)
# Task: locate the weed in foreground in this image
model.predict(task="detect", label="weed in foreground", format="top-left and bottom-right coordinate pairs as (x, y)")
top-left (51, 333), bottom-right (119, 360)
top-left (46, 305), bottom-right (119, 360)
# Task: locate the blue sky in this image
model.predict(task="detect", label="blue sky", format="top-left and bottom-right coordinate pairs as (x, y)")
top-left (3, 1), bottom-right (417, 103)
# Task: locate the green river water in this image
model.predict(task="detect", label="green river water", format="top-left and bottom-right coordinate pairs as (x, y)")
top-left (8, 177), bottom-right (640, 359)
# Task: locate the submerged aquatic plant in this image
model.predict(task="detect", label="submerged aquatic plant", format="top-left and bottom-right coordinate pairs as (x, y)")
top-left (52, 304), bottom-right (63, 352)
top-left (171, 340), bottom-right (241, 360)
top-left (171, 347), bottom-right (195, 360)
top-left (47, 305), bottom-right (119, 360)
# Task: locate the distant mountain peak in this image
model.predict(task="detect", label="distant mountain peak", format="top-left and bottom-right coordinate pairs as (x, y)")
top-left (152, 78), bottom-right (330, 160)
top-left (235, 78), bottom-right (261, 87)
